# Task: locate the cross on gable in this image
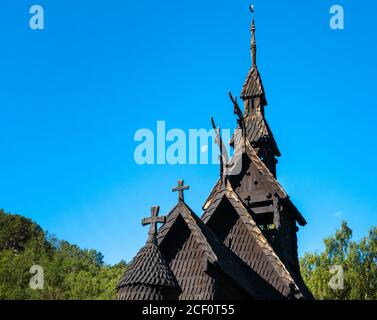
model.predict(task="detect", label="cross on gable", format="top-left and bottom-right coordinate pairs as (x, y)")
top-left (141, 206), bottom-right (166, 243)
top-left (172, 180), bottom-right (189, 202)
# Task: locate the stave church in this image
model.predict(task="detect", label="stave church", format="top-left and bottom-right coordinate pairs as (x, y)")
top-left (117, 10), bottom-right (313, 300)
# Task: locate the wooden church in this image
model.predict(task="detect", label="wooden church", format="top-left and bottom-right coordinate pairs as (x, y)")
top-left (117, 11), bottom-right (313, 300)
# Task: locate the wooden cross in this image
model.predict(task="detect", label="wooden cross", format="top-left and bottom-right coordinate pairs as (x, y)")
top-left (172, 180), bottom-right (189, 202)
top-left (142, 206), bottom-right (166, 243)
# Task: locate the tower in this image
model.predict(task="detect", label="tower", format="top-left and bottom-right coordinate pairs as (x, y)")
top-left (204, 10), bottom-right (309, 286)
top-left (232, 14), bottom-right (281, 178)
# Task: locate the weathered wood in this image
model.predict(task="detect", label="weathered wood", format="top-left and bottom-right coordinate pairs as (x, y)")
top-left (211, 117), bottom-right (230, 182)
top-left (142, 206), bottom-right (166, 244)
top-left (172, 180), bottom-right (189, 202)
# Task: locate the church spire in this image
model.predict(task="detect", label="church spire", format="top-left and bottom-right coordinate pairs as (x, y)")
top-left (239, 5), bottom-right (281, 176)
top-left (250, 5), bottom-right (257, 67)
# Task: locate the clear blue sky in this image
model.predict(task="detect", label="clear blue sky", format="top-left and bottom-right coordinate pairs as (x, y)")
top-left (0, 0), bottom-right (376, 265)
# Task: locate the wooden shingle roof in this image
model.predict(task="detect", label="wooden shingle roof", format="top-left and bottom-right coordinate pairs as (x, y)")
top-left (235, 139), bottom-right (286, 196)
top-left (241, 67), bottom-right (267, 105)
top-left (202, 181), bottom-right (304, 299)
top-left (232, 64), bottom-right (280, 156)
top-left (242, 139), bottom-right (306, 226)
top-left (117, 242), bottom-right (178, 288)
top-left (158, 202), bottom-right (217, 264)
top-left (244, 113), bottom-right (281, 157)
top-left (157, 201), bottom-right (278, 299)
top-left (117, 241), bottom-right (180, 300)
top-left (204, 138), bottom-right (306, 226)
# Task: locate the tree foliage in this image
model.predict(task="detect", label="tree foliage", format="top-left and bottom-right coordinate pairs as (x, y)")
top-left (0, 209), bottom-right (126, 300)
top-left (300, 221), bottom-right (377, 300)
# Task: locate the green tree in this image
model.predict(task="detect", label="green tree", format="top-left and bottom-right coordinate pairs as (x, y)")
top-left (0, 209), bottom-right (50, 252)
top-left (0, 209), bottom-right (126, 300)
top-left (300, 221), bottom-right (377, 300)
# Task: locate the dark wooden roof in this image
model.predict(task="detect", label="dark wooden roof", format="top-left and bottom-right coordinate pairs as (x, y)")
top-left (204, 138), bottom-right (306, 226)
top-left (117, 241), bottom-right (180, 300)
top-left (245, 113), bottom-right (281, 157)
top-left (229, 114), bottom-right (280, 158)
top-left (232, 138), bottom-right (286, 196)
top-left (157, 201), bottom-right (278, 299)
top-left (231, 65), bottom-right (280, 156)
top-left (202, 181), bottom-right (304, 299)
top-left (241, 67), bottom-right (267, 105)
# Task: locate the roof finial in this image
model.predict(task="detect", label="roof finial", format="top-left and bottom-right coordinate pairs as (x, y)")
top-left (172, 180), bottom-right (189, 202)
top-left (249, 4), bottom-right (255, 16)
top-left (249, 4), bottom-right (257, 67)
top-left (142, 206), bottom-right (167, 244)
top-left (211, 117), bottom-right (229, 184)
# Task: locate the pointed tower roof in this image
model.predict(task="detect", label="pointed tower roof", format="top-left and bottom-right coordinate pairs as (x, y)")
top-left (241, 67), bottom-right (266, 103)
top-left (240, 14), bottom-right (267, 104)
top-left (117, 206), bottom-right (180, 300)
top-left (234, 9), bottom-right (281, 161)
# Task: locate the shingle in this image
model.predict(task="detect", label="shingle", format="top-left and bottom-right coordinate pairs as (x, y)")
top-left (241, 67), bottom-right (267, 103)
top-left (117, 241), bottom-right (180, 300)
top-left (157, 201), bottom-right (263, 298)
top-left (201, 180), bottom-right (304, 299)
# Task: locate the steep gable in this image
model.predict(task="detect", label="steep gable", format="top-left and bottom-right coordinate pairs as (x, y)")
top-left (209, 138), bottom-right (306, 226)
top-left (202, 181), bottom-right (308, 299)
top-left (157, 201), bottom-right (284, 299)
